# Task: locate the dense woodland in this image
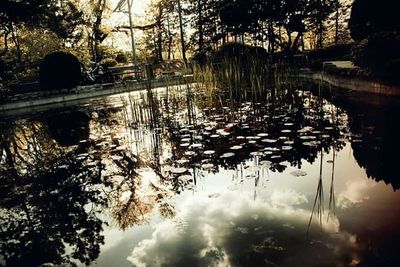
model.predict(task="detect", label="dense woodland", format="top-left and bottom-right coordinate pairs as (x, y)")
top-left (0, 0), bottom-right (399, 83)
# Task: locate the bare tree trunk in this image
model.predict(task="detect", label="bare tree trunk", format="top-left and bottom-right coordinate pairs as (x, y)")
top-left (93, 0), bottom-right (107, 62)
top-left (335, 5), bottom-right (340, 44)
top-left (10, 25), bottom-right (22, 65)
top-left (198, 0), bottom-right (204, 51)
top-left (177, 0), bottom-right (187, 66)
top-left (157, 4), bottom-right (163, 62)
top-left (166, 16), bottom-right (172, 60)
top-left (1, 30), bottom-right (9, 57)
top-left (292, 32), bottom-right (302, 52)
top-left (317, 21), bottom-right (324, 48)
top-left (268, 21), bottom-right (275, 55)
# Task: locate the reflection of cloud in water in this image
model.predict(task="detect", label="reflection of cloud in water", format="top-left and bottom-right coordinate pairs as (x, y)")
top-left (337, 179), bottom-right (376, 209)
top-left (128, 193), bottom-right (360, 267)
top-left (270, 189), bottom-right (308, 208)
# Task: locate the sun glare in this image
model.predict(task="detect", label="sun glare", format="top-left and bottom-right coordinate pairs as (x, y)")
top-left (110, 0), bottom-right (150, 17)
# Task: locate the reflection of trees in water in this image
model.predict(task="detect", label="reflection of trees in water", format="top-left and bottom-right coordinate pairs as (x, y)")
top-left (0, 118), bottom-right (105, 267)
top-left (350, 108), bottom-right (400, 190)
top-left (325, 92), bottom-right (400, 190)
top-left (0, 106), bottom-right (178, 266)
top-left (88, 108), bottom-right (177, 230)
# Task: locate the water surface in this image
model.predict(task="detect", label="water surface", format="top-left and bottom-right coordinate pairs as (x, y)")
top-left (1, 84), bottom-right (400, 267)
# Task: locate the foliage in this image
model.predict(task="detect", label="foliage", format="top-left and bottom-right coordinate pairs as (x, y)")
top-left (349, 0), bottom-right (400, 41)
top-left (0, 0), bottom-right (84, 41)
top-left (307, 43), bottom-right (353, 67)
top-left (192, 49), bottom-right (209, 66)
top-left (352, 31), bottom-right (400, 83)
top-left (212, 42), bottom-right (268, 65)
top-left (116, 52), bottom-right (128, 64)
top-left (0, 0), bottom-right (57, 27)
top-left (39, 51), bottom-right (82, 90)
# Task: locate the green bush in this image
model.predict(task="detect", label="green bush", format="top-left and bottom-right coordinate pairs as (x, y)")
top-left (352, 32), bottom-right (400, 83)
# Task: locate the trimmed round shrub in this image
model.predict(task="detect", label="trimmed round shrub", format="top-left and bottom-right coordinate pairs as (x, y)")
top-left (40, 51), bottom-right (82, 90)
top-left (352, 32), bottom-right (400, 83)
top-left (349, 0), bottom-right (400, 41)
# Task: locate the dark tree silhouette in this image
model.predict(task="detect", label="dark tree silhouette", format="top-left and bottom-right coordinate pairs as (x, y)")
top-left (0, 1), bottom-right (83, 40)
top-left (39, 51), bottom-right (82, 90)
top-left (349, 0), bottom-right (400, 41)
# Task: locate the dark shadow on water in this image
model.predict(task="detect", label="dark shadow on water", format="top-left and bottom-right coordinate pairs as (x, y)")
top-left (44, 110), bottom-right (91, 147)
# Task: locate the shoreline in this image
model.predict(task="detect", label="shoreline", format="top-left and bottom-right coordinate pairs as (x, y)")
top-left (298, 70), bottom-right (400, 96)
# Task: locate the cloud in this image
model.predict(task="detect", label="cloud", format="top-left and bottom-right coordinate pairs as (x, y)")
top-left (128, 192), bottom-right (360, 267)
top-left (337, 179), bottom-right (376, 209)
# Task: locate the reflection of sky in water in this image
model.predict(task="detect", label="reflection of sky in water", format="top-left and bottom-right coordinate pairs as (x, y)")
top-left (92, 143), bottom-right (400, 267)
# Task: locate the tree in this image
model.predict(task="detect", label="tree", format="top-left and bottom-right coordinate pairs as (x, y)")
top-left (86, 0), bottom-right (110, 62)
top-left (186, 0), bottom-right (223, 51)
top-left (177, 0), bottom-right (188, 65)
top-left (307, 0), bottom-right (336, 48)
top-left (0, 0), bottom-right (84, 41)
top-left (219, 0), bottom-right (255, 42)
top-left (0, 0), bottom-right (85, 72)
top-left (349, 0), bottom-right (400, 41)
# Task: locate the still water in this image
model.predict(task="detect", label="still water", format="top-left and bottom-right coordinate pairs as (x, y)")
top-left (1, 83), bottom-right (400, 267)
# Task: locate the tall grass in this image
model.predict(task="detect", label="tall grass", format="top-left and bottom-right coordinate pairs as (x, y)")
top-left (192, 56), bottom-right (297, 112)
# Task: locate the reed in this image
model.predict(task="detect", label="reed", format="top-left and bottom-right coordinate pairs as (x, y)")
top-left (191, 56), bottom-right (297, 112)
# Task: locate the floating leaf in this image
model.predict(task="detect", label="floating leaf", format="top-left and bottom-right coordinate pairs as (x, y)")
top-left (221, 152), bottom-right (235, 158)
top-left (201, 163), bottom-right (214, 170)
top-left (259, 160), bottom-right (272, 167)
top-left (171, 167), bottom-right (188, 174)
top-left (184, 151), bottom-right (196, 156)
top-left (204, 150), bottom-right (216, 155)
top-left (290, 170), bottom-right (307, 177)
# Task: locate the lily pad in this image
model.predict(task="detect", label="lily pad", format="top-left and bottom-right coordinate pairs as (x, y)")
top-left (204, 150), bottom-right (216, 155)
top-left (171, 167), bottom-right (188, 174)
top-left (290, 170), bottom-right (307, 177)
top-left (221, 152), bottom-right (235, 158)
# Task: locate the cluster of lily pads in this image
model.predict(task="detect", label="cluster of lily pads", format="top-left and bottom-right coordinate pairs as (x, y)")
top-left (160, 93), bottom-right (350, 184)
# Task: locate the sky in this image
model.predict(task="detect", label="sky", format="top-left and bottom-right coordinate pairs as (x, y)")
top-left (106, 0), bottom-right (152, 51)
top-left (110, 0), bottom-right (151, 18)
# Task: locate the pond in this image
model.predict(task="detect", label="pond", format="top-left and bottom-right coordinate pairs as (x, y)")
top-left (1, 82), bottom-right (400, 267)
